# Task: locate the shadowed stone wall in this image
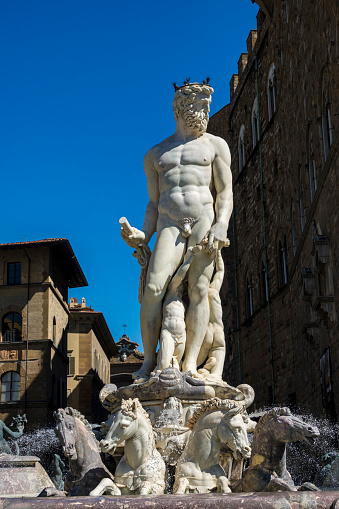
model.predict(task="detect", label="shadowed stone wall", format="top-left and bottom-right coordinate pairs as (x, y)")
top-left (208, 1), bottom-right (339, 418)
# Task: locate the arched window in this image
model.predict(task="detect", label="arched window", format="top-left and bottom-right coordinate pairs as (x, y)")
top-left (308, 133), bottom-right (317, 201)
top-left (278, 236), bottom-right (288, 287)
top-left (252, 99), bottom-right (259, 147)
top-left (267, 65), bottom-right (277, 120)
top-left (2, 313), bottom-right (22, 342)
top-left (238, 125), bottom-right (246, 172)
top-left (299, 189), bottom-right (306, 231)
top-left (291, 225), bottom-right (297, 256)
top-left (53, 317), bottom-right (56, 344)
top-left (246, 274), bottom-right (254, 317)
top-left (1, 371), bottom-right (20, 402)
top-left (285, 0), bottom-right (289, 22)
top-left (322, 69), bottom-right (333, 161)
top-left (259, 260), bottom-right (269, 304)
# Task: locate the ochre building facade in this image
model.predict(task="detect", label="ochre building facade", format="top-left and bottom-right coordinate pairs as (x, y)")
top-left (0, 239), bottom-right (87, 426)
top-left (208, 0), bottom-right (339, 418)
top-left (67, 297), bottom-right (117, 424)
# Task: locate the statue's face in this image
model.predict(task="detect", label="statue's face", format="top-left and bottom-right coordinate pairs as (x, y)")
top-left (193, 92), bottom-right (212, 115)
top-left (182, 92), bottom-right (212, 134)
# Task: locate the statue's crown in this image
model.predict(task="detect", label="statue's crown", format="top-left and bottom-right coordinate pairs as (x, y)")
top-left (172, 77), bottom-right (211, 91)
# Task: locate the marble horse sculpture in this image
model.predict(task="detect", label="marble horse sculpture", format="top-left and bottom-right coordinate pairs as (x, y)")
top-left (232, 407), bottom-right (320, 493)
top-left (99, 398), bottom-right (166, 495)
top-left (53, 407), bottom-right (119, 496)
top-left (173, 398), bottom-right (252, 494)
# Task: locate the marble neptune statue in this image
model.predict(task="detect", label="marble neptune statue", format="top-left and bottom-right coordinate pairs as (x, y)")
top-left (120, 80), bottom-right (232, 383)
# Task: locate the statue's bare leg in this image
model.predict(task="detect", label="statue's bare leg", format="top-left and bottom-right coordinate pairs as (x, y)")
top-left (196, 324), bottom-right (213, 368)
top-left (134, 225), bottom-right (185, 381)
top-left (209, 327), bottom-right (225, 378)
top-left (156, 329), bottom-right (176, 372)
top-left (182, 249), bottom-right (215, 375)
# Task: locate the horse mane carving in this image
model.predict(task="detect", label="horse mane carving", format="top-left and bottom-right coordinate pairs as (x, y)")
top-left (121, 398), bottom-right (151, 423)
top-left (54, 407), bottom-right (96, 440)
top-left (187, 398), bottom-right (243, 430)
top-left (253, 407), bottom-right (292, 441)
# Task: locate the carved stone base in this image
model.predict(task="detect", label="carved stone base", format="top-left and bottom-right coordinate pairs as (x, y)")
top-left (0, 454), bottom-right (54, 497)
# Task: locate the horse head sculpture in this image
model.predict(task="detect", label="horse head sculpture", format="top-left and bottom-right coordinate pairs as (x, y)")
top-left (99, 398), bottom-right (166, 495)
top-left (174, 398), bottom-right (252, 494)
top-left (54, 408), bottom-right (79, 461)
top-left (53, 407), bottom-right (118, 497)
top-left (232, 407), bottom-right (320, 493)
top-left (100, 398), bottom-right (141, 454)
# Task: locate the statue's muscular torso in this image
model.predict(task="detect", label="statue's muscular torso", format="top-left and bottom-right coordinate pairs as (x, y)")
top-left (150, 133), bottom-right (217, 226)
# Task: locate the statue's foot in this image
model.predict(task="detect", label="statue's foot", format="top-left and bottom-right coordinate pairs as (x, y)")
top-left (197, 370), bottom-right (223, 383)
top-left (132, 362), bottom-right (154, 384)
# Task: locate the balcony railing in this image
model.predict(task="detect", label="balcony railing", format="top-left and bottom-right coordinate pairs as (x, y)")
top-left (2, 330), bottom-right (21, 342)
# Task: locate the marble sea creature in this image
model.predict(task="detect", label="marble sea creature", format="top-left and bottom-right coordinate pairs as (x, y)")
top-left (0, 414), bottom-right (26, 454)
top-left (50, 453), bottom-right (65, 491)
top-left (100, 398), bottom-right (166, 495)
top-left (53, 407), bottom-right (119, 496)
top-left (173, 398), bottom-right (252, 494)
top-left (232, 407), bottom-right (320, 493)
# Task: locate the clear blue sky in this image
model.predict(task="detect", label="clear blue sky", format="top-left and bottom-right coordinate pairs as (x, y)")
top-left (1, 0), bottom-right (259, 348)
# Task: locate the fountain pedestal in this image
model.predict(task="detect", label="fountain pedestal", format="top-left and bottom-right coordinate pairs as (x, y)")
top-left (0, 454), bottom-right (54, 497)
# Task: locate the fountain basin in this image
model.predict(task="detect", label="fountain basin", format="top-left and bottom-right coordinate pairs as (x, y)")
top-left (0, 492), bottom-right (339, 508)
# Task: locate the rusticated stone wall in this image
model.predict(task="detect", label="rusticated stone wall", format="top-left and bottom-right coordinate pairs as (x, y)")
top-left (208, 1), bottom-right (339, 418)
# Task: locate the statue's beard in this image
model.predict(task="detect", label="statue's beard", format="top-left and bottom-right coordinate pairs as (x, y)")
top-left (183, 107), bottom-right (209, 133)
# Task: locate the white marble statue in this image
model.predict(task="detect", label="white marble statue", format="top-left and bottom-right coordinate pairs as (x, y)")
top-left (120, 80), bottom-right (233, 382)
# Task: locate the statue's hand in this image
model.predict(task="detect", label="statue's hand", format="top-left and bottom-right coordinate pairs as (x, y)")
top-left (184, 245), bottom-right (202, 262)
top-left (205, 222), bottom-right (227, 253)
top-left (121, 226), bottom-right (146, 249)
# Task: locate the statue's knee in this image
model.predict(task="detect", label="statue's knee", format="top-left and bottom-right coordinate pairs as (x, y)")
top-left (144, 282), bottom-right (164, 302)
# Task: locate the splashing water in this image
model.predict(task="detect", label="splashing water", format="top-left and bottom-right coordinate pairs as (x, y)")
top-left (16, 427), bottom-right (59, 457)
top-left (250, 408), bottom-right (339, 488)
top-left (286, 414), bottom-right (339, 486)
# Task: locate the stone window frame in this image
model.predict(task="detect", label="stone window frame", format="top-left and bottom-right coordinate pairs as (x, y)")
top-left (277, 234), bottom-right (289, 288)
top-left (285, 0), bottom-right (289, 22)
top-left (299, 188), bottom-right (306, 232)
top-left (238, 125), bottom-right (246, 173)
top-left (67, 349), bottom-right (75, 377)
top-left (1, 371), bottom-right (21, 402)
top-left (245, 272), bottom-right (254, 318)
top-left (321, 67), bottom-right (333, 162)
top-left (267, 64), bottom-right (277, 120)
top-left (251, 98), bottom-right (259, 148)
top-left (258, 252), bottom-right (269, 305)
top-left (53, 317), bottom-right (56, 344)
top-left (307, 126), bottom-right (318, 202)
top-left (7, 262), bottom-right (21, 286)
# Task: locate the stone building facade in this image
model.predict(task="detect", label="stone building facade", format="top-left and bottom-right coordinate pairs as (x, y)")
top-left (110, 334), bottom-right (144, 387)
top-left (208, 0), bottom-right (339, 418)
top-left (0, 238), bottom-right (87, 426)
top-left (67, 297), bottom-right (117, 424)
